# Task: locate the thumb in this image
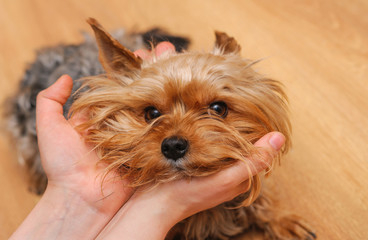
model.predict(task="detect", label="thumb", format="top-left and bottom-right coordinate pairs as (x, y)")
top-left (36, 75), bottom-right (73, 131)
top-left (204, 132), bottom-right (286, 187)
top-left (229, 132), bottom-right (286, 180)
top-left (251, 131), bottom-right (286, 173)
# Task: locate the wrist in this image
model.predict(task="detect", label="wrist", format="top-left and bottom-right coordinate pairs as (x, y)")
top-left (98, 189), bottom-right (182, 240)
top-left (10, 184), bottom-right (114, 240)
top-left (45, 184), bottom-right (119, 237)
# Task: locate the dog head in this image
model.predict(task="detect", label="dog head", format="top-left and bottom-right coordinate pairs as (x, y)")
top-left (71, 18), bottom-right (291, 205)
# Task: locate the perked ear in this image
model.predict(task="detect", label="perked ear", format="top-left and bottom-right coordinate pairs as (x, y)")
top-left (87, 18), bottom-right (142, 73)
top-left (214, 31), bottom-right (241, 54)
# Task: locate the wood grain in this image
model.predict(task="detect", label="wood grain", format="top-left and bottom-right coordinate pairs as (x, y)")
top-left (0, 0), bottom-right (367, 239)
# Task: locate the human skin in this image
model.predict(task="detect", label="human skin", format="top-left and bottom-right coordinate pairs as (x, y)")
top-left (10, 42), bottom-right (285, 240)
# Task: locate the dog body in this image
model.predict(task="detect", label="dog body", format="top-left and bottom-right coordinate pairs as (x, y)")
top-left (5, 18), bottom-right (315, 239)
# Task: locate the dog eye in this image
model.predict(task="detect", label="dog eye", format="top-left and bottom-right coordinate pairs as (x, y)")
top-left (209, 101), bottom-right (228, 118)
top-left (144, 106), bottom-right (161, 122)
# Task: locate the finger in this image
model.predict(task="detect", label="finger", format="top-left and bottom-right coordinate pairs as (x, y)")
top-left (213, 132), bottom-right (285, 187)
top-left (36, 75), bottom-right (73, 128)
top-left (134, 49), bottom-right (151, 60)
top-left (252, 131), bottom-right (285, 171)
top-left (154, 42), bottom-right (175, 57)
top-left (255, 131), bottom-right (285, 151)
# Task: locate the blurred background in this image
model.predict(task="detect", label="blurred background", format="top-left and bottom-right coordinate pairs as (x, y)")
top-left (0, 0), bottom-right (367, 239)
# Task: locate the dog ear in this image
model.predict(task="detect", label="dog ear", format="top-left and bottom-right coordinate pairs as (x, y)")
top-left (214, 31), bottom-right (241, 54)
top-left (87, 18), bottom-right (142, 73)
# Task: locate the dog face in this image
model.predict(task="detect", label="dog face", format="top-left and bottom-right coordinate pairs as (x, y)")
top-left (71, 19), bottom-right (290, 202)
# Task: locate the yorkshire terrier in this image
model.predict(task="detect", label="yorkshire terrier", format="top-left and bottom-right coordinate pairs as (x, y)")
top-left (5, 18), bottom-right (316, 239)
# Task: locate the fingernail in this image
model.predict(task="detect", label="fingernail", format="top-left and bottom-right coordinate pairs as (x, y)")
top-left (268, 132), bottom-right (285, 151)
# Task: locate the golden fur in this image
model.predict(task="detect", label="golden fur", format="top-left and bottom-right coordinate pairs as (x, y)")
top-left (67, 18), bottom-right (314, 240)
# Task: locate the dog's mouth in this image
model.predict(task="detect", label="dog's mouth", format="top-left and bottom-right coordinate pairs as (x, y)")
top-left (166, 157), bottom-right (186, 171)
top-left (114, 153), bottom-right (242, 188)
top-left (167, 156), bottom-right (238, 177)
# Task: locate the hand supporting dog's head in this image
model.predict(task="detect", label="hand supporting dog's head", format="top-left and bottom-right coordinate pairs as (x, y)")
top-left (71, 18), bottom-right (291, 206)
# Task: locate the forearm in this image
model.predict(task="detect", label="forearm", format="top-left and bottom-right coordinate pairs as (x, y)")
top-left (10, 186), bottom-right (113, 240)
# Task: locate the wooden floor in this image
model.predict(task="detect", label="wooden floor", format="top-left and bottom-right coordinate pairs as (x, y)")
top-left (1, 0), bottom-right (367, 239)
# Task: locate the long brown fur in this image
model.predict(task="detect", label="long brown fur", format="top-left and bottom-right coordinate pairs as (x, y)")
top-left (67, 18), bottom-right (315, 239)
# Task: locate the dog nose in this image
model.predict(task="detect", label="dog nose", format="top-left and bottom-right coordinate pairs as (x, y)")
top-left (161, 136), bottom-right (189, 161)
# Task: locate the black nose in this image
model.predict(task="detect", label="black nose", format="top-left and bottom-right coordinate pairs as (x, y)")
top-left (161, 136), bottom-right (189, 161)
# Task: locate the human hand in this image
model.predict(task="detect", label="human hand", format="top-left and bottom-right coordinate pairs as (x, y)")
top-left (96, 41), bottom-right (286, 239)
top-left (36, 74), bottom-right (133, 206)
top-left (98, 132), bottom-right (285, 240)
top-left (134, 41), bottom-right (175, 59)
top-left (34, 41), bottom-right (176, 216)
top-left (10, 75), bottom-right (134, 240)
top-left (36, 41), bottom-right (176, 204)
top-left (12, 41), bottom-right (285, 240)
top-left (11, 41), bottom-right (178, 240)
